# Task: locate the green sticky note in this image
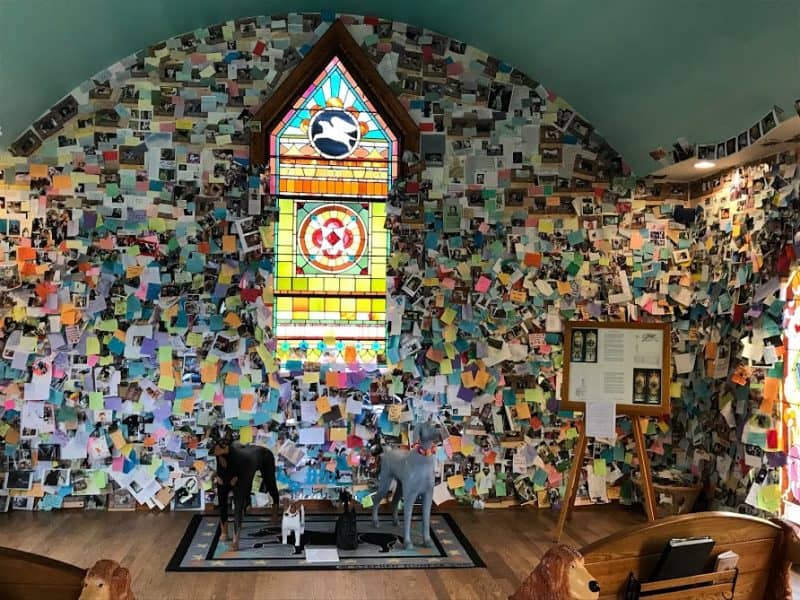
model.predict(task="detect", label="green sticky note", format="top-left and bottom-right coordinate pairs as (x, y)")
top-left (158, 346), bottom-right (173, 363)
top-left (495, 480), bottom-right (507, 497)
top-left (88, 392), bottom-right (104, 411)
top-left (158, 376), bottom-right (175, 391)
top-left (201, 383), bottom-right (216, 402)
top-left (758, 484), bottom-right (780, 513)
top-left (565, 427), bottom-right (579, 440)
top-left (86, 336), bottom-right (100, 356)
top-left (92, 470), bottom-right (107, 489)
top-left (97, 319), bottom-right (118, 332)
top-left (593, 459), bottom-right (607, 477)
top-left (525, 387), bottom-right (544, 403)
top-left (360, 494), bottom-right (374, 508)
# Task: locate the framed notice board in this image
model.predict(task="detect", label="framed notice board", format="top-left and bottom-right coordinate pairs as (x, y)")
top-left (560, 321), bottom-right (672, 417)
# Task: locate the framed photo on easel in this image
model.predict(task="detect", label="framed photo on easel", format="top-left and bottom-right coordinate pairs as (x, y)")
top-left (555, 320), bottom-right (672, 542)
top-left (560, 321), bottom-right (672, 417)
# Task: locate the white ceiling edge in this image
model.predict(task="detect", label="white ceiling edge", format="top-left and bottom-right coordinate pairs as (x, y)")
top-left (650, 115), bottom-right (800, 183)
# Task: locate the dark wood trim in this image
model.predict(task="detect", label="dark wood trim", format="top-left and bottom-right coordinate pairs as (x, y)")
top-left (249, 19), bottom-right (419, 171)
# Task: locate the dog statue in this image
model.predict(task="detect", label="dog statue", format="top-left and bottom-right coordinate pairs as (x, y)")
top-left (372, 419), bottom-right (441, 550)
top-left (509, 544), bottom-right (600, 600)
top-left (208, 425), bottom-right (280, 551)
top-left (281, 501), bottom-right (305, 548)
top-left (79, 559), bottom-right (134, 600)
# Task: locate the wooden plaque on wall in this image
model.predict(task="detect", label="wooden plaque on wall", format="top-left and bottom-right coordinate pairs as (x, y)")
top-left (560, 321), bottom-right (672, 417)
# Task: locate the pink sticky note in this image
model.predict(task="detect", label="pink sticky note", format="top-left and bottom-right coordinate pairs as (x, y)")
top-left (112, 456), bottom-right (124, 472)
top-left (446, 62), bottom-right (464, 76)
top-left (87, 355), bottom-right (99, 367)
top-left (475, 276), bottom-right (491, 293)
top-left (4, 399), bottom-right (15, 410)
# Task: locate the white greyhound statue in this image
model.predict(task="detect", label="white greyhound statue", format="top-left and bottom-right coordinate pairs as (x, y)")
top-left (372, 420), bottom-right (441, 549)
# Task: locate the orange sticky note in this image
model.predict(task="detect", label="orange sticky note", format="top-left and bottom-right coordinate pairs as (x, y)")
top-left (224, 312), bottom-right (242, 328)
top-left (29, 164), bottom-right (48, 178)
top-left (316, 396), bottom-right (331, 414)
top-left (225, 371), bottom-right (240, 385)
top-left (240, 394), bottom-right (255, 412)
top-left (474, 370), bottom-right (489, 390)
top-left (53, 175), bottom-right (72, 189)
top-left (110, 430), bottom-right (126, 450)
top-left (181, 398), bottom-right (194, 413)
top-left (448, 436), bottom-right (462, 453)
top-left (17, 247), bottom-right (36, 261)
top-left (193, 460), bottom-right (206, 473)
top-left (222, 235), bottom-right (236, 253)
top-left (460, 370), bottom-right (476, 388)
top-left (60, 305), bottom-right (80, 326)
top-left (515, 402), bottom-right (531, 419)
top-left (200, 362), bottom-right (218, 383)
top-left (762, 377), bottom-right (779, 414)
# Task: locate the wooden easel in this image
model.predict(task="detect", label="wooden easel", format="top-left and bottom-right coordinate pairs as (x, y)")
top-left (554, 321), bottom-right (671, 542)
top-left (554, 416), bottom-right (656, 542)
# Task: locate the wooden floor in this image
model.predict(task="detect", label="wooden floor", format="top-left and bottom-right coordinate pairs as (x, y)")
top-left (2, 506), bottom-right (798, 600)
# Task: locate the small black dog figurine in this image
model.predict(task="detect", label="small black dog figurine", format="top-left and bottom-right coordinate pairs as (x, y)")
top-left (208, 425), bottom-right (280, 550)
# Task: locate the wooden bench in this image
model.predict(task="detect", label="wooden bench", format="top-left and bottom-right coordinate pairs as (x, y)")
top-left (0, 546), bottom-right (85, 600)
top-left (579, 511), bottom-right (799, 599)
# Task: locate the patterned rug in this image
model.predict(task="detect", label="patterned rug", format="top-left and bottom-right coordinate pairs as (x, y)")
top-left (166, 512), bottom-right (484, 571)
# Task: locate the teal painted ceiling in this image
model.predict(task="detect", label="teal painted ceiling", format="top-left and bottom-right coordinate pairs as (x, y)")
top-left (0, 0), bottom-right (797, 175)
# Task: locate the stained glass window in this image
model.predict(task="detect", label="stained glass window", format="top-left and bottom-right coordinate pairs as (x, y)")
top-left (270, 56), bottom-right (397, 365)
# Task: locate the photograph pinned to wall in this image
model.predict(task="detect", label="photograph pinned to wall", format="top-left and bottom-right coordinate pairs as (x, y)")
top-left (85, 494), bottom-right (108, 510)
top-left (420, 133), bottom-right (445, 167)
top-left (42, 468), bottom-right (70, 491)
top-left (108, 487), bottom-right (136, 511)
top-left (11, 496), bottom-right (35, 511)
top-left (488, 82), bottom-right (513, 112)
top-left (172, 476), bottom-right (205, 511)
top-left (443, 198), bottom-right (462, 233)
top-left (7, 470), bottom-right (34, 491)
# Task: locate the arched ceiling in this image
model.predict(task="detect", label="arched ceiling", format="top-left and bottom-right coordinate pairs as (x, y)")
top-left (0, 0), bottom-right (797, 175)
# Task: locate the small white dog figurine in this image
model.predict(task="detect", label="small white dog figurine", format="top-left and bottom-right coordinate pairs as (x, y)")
top-left (281, 501), bottom-right (305, 547)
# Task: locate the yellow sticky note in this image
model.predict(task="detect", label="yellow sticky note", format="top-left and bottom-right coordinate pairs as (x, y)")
top-left (329, 427), bottom-right (347, 441)
top-left (158, 376), bottom-right (175, 391)
top-left (447, 474), bottom-right (465, 490)
top-left (239, 426), bottom-right (253, 444)
top-left (515, 402), bottom-right (531, 420)
top-left (86, 336), bottom-right (100, 356)
top-left (441, 307), bottom-right (456, 325)
top-left (388, 404), bottom-right (403, 422)
top-left (670, 382), bottom-right (682, 399)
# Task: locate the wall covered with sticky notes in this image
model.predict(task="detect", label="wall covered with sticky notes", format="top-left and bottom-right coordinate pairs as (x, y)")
top-left (0, 12), bottom-right (797, 517)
